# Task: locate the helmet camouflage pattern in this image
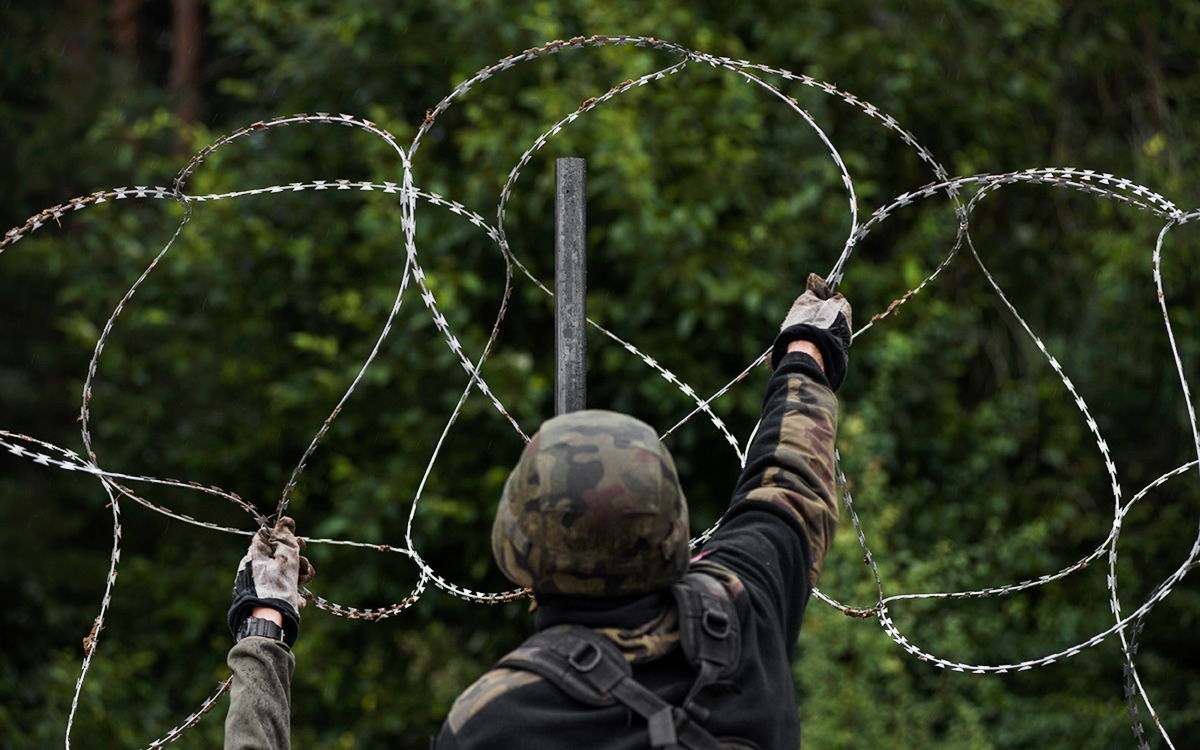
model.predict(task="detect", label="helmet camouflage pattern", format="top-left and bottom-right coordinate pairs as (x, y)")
top-left (492, 410), bottom-right (690, 596)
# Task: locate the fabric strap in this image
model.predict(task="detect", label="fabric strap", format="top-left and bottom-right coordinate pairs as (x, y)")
top-left (499, 570), bottom-right (744, 749)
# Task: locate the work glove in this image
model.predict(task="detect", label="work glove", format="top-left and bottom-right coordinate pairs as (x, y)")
top-left (770, 273), bottom-right (853, 390)
top-left (227, 516), bottom-right (315, 647)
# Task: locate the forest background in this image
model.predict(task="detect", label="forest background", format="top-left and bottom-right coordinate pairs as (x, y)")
top-left (3, 1), bottom-right (1199, 748)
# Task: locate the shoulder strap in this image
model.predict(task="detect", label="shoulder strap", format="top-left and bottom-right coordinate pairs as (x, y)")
top-left (497, 624), bottom-right (625, 707)
top-left (671, 569), bottom-right (742, 720)
top-left (499, 625), bottom-right (727, 749)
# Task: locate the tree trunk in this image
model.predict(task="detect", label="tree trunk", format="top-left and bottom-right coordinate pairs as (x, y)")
top-left (111, 0), bottom-right (144, 60)
top-left (170, 0), bottom-right (202, 127)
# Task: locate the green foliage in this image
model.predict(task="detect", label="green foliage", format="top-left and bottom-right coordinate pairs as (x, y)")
top-left (3, 1), bottom-right (1200, 748)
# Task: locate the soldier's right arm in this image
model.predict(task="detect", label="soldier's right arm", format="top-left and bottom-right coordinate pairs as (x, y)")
top-left (698, 275), bottom-right (848, 643)
top-left (729, 348), bottom-right (840, 586)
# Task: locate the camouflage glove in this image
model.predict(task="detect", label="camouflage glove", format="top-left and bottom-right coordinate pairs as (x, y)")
top-left (227, 516), bottom-right (315, 647)
top-left (770, 273), bottom-right (853, 390)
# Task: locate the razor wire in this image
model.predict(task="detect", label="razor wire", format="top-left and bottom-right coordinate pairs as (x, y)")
top-left (1, 35), bottom-right (1196, 749)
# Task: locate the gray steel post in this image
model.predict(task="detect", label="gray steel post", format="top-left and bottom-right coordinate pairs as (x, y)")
top-left (555, 157), bottom-right (587, 415)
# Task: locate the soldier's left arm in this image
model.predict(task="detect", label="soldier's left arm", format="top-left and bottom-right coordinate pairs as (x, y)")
top-left (223, 518), bottom-right (314, 750)
top-left (225, 636), bottom-right (295, 750)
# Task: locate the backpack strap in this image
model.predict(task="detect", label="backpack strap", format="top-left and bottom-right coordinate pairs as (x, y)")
top-left (497, 625), bottom-right (625, 708)
top-left (499, 625), bottom-right (727, 749)
top-left (671, 569), bottom-right (742, 721)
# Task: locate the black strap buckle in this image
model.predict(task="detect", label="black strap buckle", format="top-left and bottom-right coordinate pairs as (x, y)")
top-left (701, 609), bottom-right (730, 640)
top-left (568, 641), bottom-right (603, 673)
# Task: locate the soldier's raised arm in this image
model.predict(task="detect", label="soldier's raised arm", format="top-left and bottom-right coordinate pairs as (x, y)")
top-left (699, 274), bottom-right (850, 633)
top-left (224, 517), bottom-right (314, 750)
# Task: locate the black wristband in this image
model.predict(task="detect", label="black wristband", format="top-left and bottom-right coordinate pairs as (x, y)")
top-left (229, 593), bottom-right (301, 647)
top-left (236, 616), bottom-right (285, 643)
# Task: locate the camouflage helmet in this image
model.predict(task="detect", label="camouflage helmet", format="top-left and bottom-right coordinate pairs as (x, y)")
top-left (492, 410), bottom-right (690, 596)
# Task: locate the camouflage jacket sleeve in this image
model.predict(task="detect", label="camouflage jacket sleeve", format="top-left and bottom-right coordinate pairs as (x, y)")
top-left (224, 637), bottom-right (294, 750)
top-left (730, 351), bottom-right (839, 587)
top-left (700, 349), bottom-right (840, 634)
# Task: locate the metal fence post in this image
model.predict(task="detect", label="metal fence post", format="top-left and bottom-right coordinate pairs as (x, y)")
top-left (555, 157), bottom-right (587, 415)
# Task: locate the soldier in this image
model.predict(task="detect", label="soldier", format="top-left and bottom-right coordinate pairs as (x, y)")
top-left (433, 274), bottom-right (849, 749)
top-left (224, 273), bottom-right (850, 749)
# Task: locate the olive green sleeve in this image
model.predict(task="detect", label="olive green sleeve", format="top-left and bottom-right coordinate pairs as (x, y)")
top-left (225, 637), bottom-right (295, 750)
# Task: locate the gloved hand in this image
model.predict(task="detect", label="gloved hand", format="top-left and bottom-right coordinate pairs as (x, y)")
top-left (227, 516), bottom-right (315, 647)
top-left (770, 273), bottom-right (853, 390)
